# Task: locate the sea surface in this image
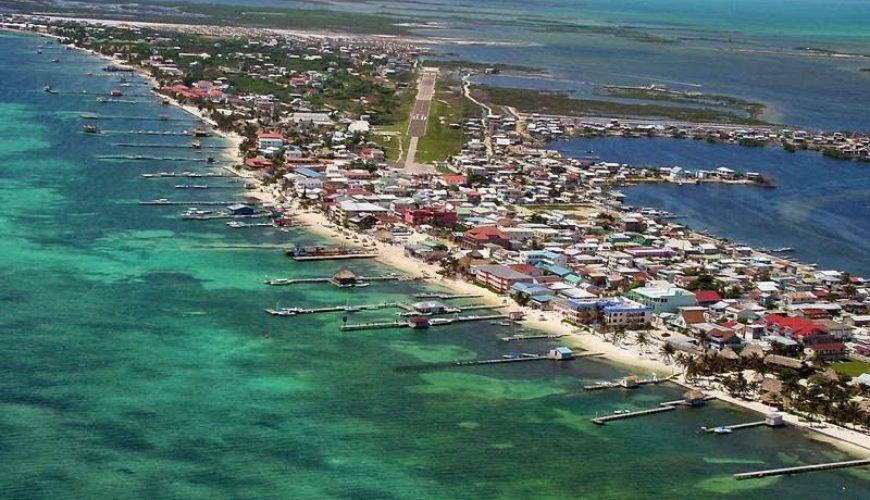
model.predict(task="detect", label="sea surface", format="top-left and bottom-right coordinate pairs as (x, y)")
top-left (2, 30), bottom-right (869, 499)
top-left (553, 137), bottom-right (870, 278)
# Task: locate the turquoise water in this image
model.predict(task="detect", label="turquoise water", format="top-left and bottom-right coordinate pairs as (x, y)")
top-left (2, 31), bottom-right (869, 499)
top-left (553, 137), bottom-right (870, 277)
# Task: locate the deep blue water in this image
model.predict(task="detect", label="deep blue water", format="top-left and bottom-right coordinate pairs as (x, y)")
top-left (553, 137), bottom-right (870, 277)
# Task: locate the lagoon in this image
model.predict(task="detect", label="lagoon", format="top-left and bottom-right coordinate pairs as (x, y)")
top-left (553, 137), bottom-right (870, 277)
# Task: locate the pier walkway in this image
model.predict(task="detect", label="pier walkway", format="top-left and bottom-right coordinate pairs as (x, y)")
top-left (733, 458), bottom-right (870, 480)
top-left (341, 313), bottom-right (508, 332)
top-left (592, 406), bottom-right (676, 425)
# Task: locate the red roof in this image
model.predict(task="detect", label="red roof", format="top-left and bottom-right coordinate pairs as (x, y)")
top-left (764, 315), bottom-right (824, 337)
top-left (695, 290), bottom-right (722, 303)
top-left (258, 132), bottom-right (285, 140)
top-left (465, 226), bottom-right (507, 240)
top-left (509, 263), bottom-right (538, 275)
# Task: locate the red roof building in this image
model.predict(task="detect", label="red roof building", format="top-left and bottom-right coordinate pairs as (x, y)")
top-left (462, 226), bottom-right (511, 250)
top-left (694, 289), bottom-right (722, 305)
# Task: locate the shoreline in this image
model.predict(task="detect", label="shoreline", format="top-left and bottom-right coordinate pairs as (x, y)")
top-left (10, 24), bottom-right (870, 460)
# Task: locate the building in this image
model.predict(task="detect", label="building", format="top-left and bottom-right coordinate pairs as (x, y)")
top-left (627, 285), bottom-right (697, 314)
top-left (257, 131), bottom-right (285, 150)
top-left (403, 206), bottom-right (458, 227)
top-left (473, 264), bottom-right (534, 293)
top-left (600, 299), bottom-right (652, 328)
top-left (462, 226), bottom-right (511, 249)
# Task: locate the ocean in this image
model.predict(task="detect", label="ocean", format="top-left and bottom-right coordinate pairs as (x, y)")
top-left (552, 137), bottom-right (870, 278)
top-left (1, 30), bottom-right (869, 499)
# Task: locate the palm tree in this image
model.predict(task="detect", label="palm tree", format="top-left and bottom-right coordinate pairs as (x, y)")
top-left (636, 331), bottom-right (650, 354)
top-left (660, 343), bottom-right (676, 364)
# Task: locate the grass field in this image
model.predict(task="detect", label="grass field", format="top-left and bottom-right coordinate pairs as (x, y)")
top-left (415, 81), bottom-right (480, 164)
top-left (831, 360), bottom-right (870, 378)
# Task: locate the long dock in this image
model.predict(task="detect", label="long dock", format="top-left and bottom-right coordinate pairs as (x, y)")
top-left (700, 421), bottom-right (767, 433)
top-left (591, 406), bottom-right (676, 425)
top-left (584, 374), bottom-right (674, 391)
top-left (264, 274), bottom-right (411, 286)
top-left (142, 172), bottom-right (233, 178)
top-left (395, 351), bottom-right (603, 372)
top-left (291, 253), bottom-right (378, 261)
top-left (340, 313), bottom-right (508, 331)
top-left (733, 458), bottom-right (870, 480)
top-left (265, 301), bottom-right (403, 316)
top-left (139, 200), bottom-right (249, 206)
top-left (500, 334), bottom-right (567, 342)
top-left (412, 292), bottom-right (482, 300)
top-left (100, 155), bottom-right (214, 162)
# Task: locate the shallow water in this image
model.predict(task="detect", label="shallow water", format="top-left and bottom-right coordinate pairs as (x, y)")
top-left (1, 31), bottom-right (868, 499)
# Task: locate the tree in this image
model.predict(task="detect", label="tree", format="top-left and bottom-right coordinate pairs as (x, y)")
top-left (660, 343), bottom-right (676, 364)
top-left (635, 331), bottom-right (650, 354)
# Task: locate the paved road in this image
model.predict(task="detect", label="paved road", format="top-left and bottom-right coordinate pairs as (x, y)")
top-left (404, 68), bottom-right (438, 172)
top-left (407, 68), bottom-right (438, 138)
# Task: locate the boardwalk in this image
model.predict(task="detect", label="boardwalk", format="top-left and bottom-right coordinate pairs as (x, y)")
top-left (733, 458), bottom-right (870, 480)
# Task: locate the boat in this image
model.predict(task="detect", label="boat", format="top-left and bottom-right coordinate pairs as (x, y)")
top-left (81, 124), bottom-right (99, 134)
top-left (264, 308), bottom-right (296, 317)
top-left (158, 114), bottom-right (170, 121)
top-left (43, 85), bottom-right (54, 93)
top-left (770, 247), bottom-right (794, 253)
top-left (192, 127), bottom-right (209, 137)
top-left (109, 89), bottom-right (124, 97)
top-left (51, 58), bottom-right (59, 63)
top-left (712, 426), bottom-right (732, 435)
top-left (191, 140), bottom-right (202, 149)
top-left (96, 97), bottom-right (108, 103)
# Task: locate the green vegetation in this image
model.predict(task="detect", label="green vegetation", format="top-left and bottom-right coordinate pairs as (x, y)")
top-left (831, 360), bottom-right (870, 377)
top-left (602, 87), bottom-right (765, 121)
top-left (473, 85), bottom-right (770, 125)
top-left (424, 60), bottom-right (543, 74)
top-left (415, 81), bottom-right (480, 164)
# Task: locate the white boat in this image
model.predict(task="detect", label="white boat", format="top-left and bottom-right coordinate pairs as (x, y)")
top-left (712, 426), bottom-right (732, 434)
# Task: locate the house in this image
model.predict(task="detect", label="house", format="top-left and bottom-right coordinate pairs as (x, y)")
top-left (473, 264), bottom-right (534, 293)
top-left (548, 347), bottom-right (574, 360)
top-left (804, 342), bottom-right (847, 361)
top-left (257, 131), bottom-right (285, 150)
top-left (694, 289), bottom-right (722, 306)
top-left (462, 226), bottom-right (511, 250)
top-left (600, 299), bottom-right (652, 328)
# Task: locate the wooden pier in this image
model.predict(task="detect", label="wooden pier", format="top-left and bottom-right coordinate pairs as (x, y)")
top-left (142, 172), bottom-right (232, 178)
top-left (733, 458), bottom-right (870, 480)
top-left (265, 301), bottom-right (403, 317)
top-left (340, 313), bottom-right (508, 331)
top-left (500, 334), bottom-right (567, 342)
top-left (591, 406), bottom-right (677, 425)
top-left (583, 374), bottom-right (674, 391)
top-left (291, 253), bottom-right (378, 261)
top-left (412, 292), bottom-right (482, 300)
top-left (139, 199), bottom-right (250, 206)
top-left (395, 351), bottom-right (603, 372)
top-left (264, 274), bottom-right (411, 286)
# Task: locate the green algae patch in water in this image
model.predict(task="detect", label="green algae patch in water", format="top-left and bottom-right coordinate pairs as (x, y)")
top-left (408, 372), bottom-right (571, 401)
top-left (696, 475), bottom-right (780, 493)
top-left (389, 340), bottom-right (477, 363)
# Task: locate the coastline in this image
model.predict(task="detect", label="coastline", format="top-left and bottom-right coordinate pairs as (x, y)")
top-left (9, 24), bottom-right (869, 461)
